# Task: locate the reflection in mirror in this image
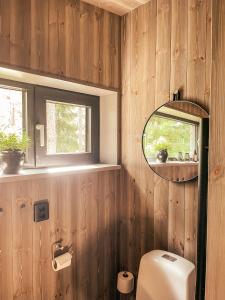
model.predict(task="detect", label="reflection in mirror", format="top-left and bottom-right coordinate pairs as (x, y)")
top-left (142, 100), bottom-right (209, 182)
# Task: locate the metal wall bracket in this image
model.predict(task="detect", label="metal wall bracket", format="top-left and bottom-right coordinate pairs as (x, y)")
top-left (172, 89), bottom-right (181, 101)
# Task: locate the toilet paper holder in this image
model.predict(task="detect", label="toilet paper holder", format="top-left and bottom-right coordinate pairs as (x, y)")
top-left (51, 239), bottom-right (73, 263)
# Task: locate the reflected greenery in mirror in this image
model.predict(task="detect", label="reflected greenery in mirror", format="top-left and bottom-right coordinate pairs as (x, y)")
top-left (142, 100), bottom-right (209, 182)
top-left (143, 115), bottom-right (198, 162)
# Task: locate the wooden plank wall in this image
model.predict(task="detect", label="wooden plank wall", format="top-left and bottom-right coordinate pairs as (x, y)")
top-left (0, 0), bottom-right (120, 90)
top-left (0, 1), bottom-right (121, 300)
top-left (0, 170), bottom-right (120, 300)
top-left (120, 1), bottom-right (212, 298)
top-left (205, 0), bottom-right (225, 299)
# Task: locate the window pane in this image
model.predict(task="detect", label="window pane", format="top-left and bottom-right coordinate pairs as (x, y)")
top-left (46, 101), bottom-right (88, 154)
top-left (0, 87), bottom-right (23, 135)
top-left (144, 115), bottom-right (197, 162)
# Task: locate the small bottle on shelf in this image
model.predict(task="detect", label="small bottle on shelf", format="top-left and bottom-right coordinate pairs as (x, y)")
top-left (193, 150), bottom-right (198, 162)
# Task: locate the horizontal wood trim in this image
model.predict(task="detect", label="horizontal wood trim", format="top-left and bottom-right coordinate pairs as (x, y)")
top-left (0, 164), bottom-right (121, 183)
top-left (81, 0), bottom-right (150, 16)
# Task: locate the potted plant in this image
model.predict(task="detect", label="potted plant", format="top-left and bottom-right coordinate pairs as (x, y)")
top-left (154, 142), bottom-right (170, 163)
top-left (0, 132), bottom-right (30, 174)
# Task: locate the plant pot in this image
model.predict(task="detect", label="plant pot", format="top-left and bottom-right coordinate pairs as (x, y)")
top-left (157, 149), bottom-right (168, 163)
top-left (0, 151), bottom-right (25, 174)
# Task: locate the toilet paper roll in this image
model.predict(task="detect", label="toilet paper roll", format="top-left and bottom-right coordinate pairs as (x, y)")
top-left (52, 252), bottom-right (72, 272)
top-left (117, 271), bottom-right (134, 294)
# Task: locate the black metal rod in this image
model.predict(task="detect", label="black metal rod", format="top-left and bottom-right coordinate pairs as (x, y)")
top-left (195, 118), bottom-right (209, 300)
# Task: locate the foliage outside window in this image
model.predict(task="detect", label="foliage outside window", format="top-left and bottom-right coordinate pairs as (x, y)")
top-left (0, 87), bottom-right (23, 136)
top-left (47, 101), bottom-right (87, 155)
top-left (0, 80), bottom-right (99, 167)
top-left (143, 115), bottom-right (198, 162)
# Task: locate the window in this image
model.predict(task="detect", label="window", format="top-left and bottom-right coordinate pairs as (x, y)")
top-left (143, 113), bottom-right (199, 163)
top-left (0, 79), bottom-right (34, 165)
top-left (46, 101), bottom-right (88, 154)
top-left (0, 79), bottom-right (99, 167)
top-left (0, 87), bottom-right (23, 135)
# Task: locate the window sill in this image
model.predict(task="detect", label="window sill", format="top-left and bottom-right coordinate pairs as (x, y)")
top-left (0, 164), bottom-right (121, 183)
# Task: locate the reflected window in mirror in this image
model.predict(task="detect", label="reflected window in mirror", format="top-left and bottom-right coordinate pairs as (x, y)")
top-left (142, 100), bottom-right (209, 182)
top-left (143, 107), bottom-right (200, 163)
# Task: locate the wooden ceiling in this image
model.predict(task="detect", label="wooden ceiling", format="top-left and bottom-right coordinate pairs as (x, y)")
top-left (81, 0), bottom-right (150, 15)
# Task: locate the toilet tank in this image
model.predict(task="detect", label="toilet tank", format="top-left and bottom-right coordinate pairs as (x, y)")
top-left (136, 250), bottom-right (195, 300)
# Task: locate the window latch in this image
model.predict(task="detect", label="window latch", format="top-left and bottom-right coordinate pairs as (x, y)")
top-left (36, 124), bottom-right (45, 147)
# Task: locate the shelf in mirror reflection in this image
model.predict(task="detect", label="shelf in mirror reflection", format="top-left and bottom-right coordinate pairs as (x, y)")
top-left (142, 99), bottom-right (208, 182)
top-left (150, 161), bottom-right (198, 182)
top-left (149, 161), bottom-right (198, 167)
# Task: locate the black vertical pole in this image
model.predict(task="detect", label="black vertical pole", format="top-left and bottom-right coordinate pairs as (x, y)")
top-left (195, 118), bottom-right (209, 300)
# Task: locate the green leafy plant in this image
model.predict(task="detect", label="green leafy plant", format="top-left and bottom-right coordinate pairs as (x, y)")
top-left (0, 132), bottom-right (30, 152)
top-left (153, 142), bottom-right (170, 152)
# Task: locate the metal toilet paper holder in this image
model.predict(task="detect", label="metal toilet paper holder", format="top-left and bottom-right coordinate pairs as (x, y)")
top-left (51, 239), bottom-right (73, 268)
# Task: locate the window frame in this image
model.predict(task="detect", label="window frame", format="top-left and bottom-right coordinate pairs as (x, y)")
top-left (34, 86), bottom-right (100, 167)
top-left (144, 112), bottom-right (200, 162)
top-left (154, 111), bottom-right (200, 126)
top-left (154, 112), bottom-right (199, 155)
top-left (0, 79), bottom-right (100, 168)
top-left (0, 78), bottom-right (35, 166)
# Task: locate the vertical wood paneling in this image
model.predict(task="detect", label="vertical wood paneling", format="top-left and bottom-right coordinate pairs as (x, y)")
top-left (187, 0), bottom-right (209, 108)
top-left (79, 2), bottom-right (92, 83)
top-left (121, 3), bottom-right (212, 299)
top-left (0, 1), bottom-right (121, 300)
top-left (168, 0), bottom-right (187, 259)
top-left (120, 0), bottom-right (157, 279)
top-left (120, 5), bottom-right (157, 299)
top-left (64, 0), bottom-right (80, 79)
top-left (12, 181), bottom-right (33, 299)
top-left (0, 183), bottom-right (13, 300)
top-left (153, 0), bottom-right (171, 250)
top-left (205, 0), bottom-right (225, 299)
top-left (48, 0), bottom-right (60, 75)
top-left (0, 170), bottom-right (119, 300)
top-left (0, 0), bottom-right (120, 90)
top-left (30, 0), bottom-right (49, 72)
top-left (154, 176), bottom-right (169, 250)
top-left (184, 181), bottom-right (198, 263)
top-left (168, 182), bottom-right (185, 256)
top-left (57, 0), bottom-right (66, 77)
top-left (10, 0), bottom-right (31, 68)
top-left (0, 0), bottom-right (10, 64)
top-left (170, 0), bottom-right (188, 97)
top-left (155, 0), bottom-right (171, 106)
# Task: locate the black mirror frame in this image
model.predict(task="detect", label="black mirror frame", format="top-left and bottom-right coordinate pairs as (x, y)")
top-left (142, 99), bottom-right (209, 183)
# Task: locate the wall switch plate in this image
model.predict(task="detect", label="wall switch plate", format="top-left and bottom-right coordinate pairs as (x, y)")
top-left (34, 200), bottom-right (49, 222)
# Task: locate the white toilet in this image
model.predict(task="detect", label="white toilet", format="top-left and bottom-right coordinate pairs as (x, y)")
top-left (136, 250), bottom-right (196, 300)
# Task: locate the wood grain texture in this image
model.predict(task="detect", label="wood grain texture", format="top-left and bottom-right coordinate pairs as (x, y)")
top-left (81, 0), bottom-right (150, 16)
top-left (0, 170), bottom-right (120, 300)
top-left (120, 2), bottom-right (212, 299)
top-left (205, 0), bottom-right (225, 299)
top-left (120, 0), bottom-right (156, 282)
top-left (165, 101), bottom-right (209, 118)
top-left (151, 163), bottom-right (198, 182)
top-left (0, 2), bottom-right (121, 299)
top-left (0, 0), bottom-right (120, 90)
top-left (154, 0), bottom-right (171, 253)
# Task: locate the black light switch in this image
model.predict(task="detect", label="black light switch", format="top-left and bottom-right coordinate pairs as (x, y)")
top-left (34, 200), bottom-right (49, 222)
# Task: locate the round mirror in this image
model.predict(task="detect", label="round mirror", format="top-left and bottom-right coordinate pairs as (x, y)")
top-left (142, 100), bottom-right (209, 182)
